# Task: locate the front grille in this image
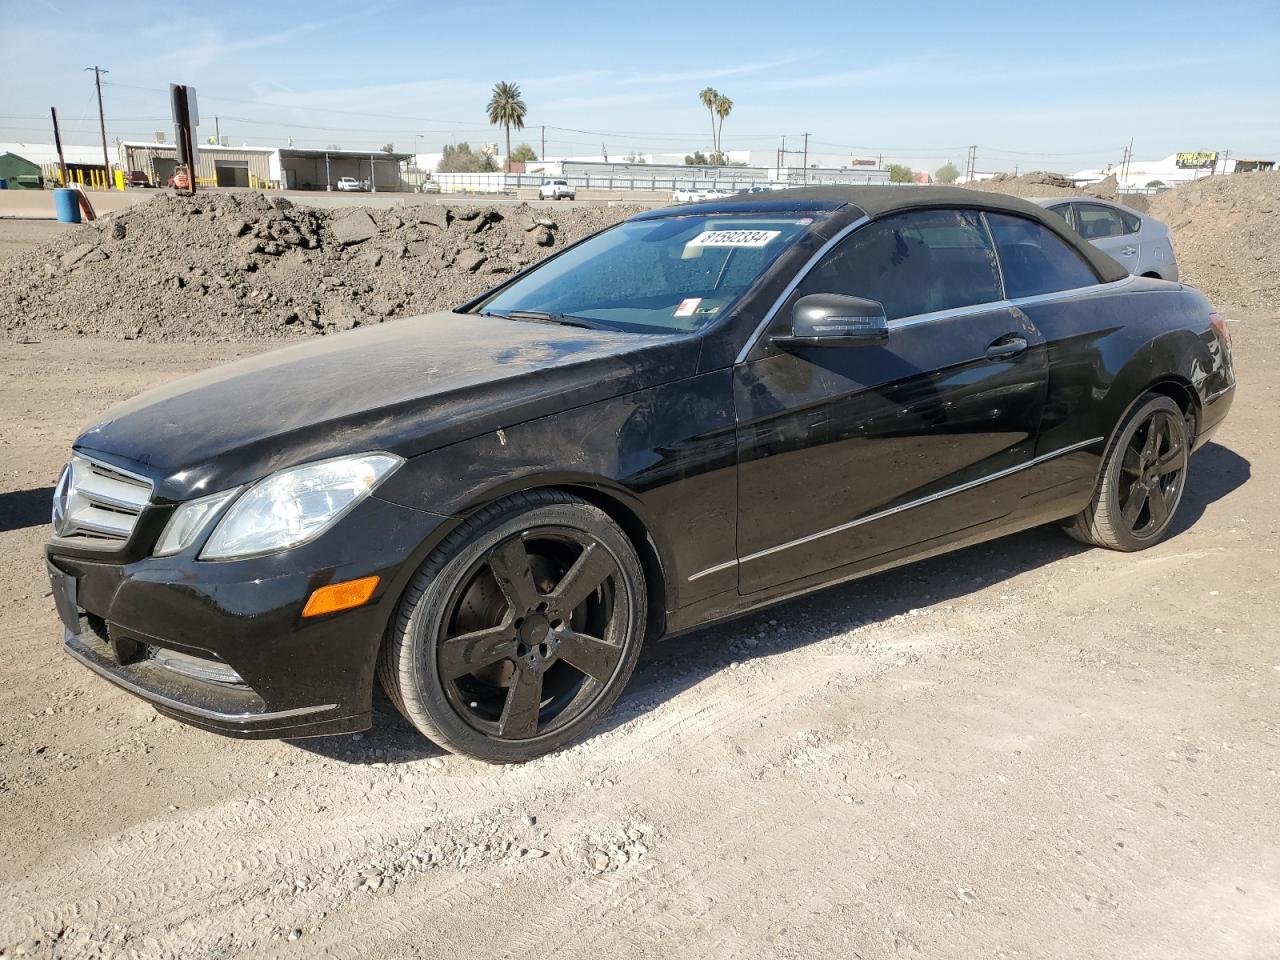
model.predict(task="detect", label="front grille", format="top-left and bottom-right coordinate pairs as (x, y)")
top-left (52, 455), bottom-right (153, 550)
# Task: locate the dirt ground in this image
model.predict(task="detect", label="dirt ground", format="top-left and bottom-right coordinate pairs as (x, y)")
top-left (0, 221), bottom-right (71, 270)
top-left (0, 234), bottom-right (1278, 958)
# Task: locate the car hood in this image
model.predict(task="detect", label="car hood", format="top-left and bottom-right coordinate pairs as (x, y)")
top-left (76, 311), bottom-right (700, 502)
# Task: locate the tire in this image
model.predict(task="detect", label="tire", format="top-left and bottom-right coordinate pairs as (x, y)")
top-left (1064, 393), bottom-right (1190, 551)
top-left (378, 490), bottom-right (647, 763)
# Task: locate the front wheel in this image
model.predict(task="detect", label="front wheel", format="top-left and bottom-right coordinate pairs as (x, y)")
top-left (378, 491), bottom-right (647, 763)
top-left (1064, 393), bottom-right (1190, 551)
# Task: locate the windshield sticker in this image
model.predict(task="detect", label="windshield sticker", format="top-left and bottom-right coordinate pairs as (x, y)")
top-left (674, 297), bottom-right (702, 317)
top-left (688, 229), bottom-right (781, 248)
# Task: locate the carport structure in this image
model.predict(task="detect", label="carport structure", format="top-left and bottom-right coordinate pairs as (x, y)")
top-left (274, 148), bottom-right (411, 192)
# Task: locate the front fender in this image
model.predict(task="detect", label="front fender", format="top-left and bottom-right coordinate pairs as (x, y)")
top-left (374, 369), bottom-right (740, 612)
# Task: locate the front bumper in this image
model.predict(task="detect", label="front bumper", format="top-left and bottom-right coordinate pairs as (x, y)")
top-left (47, 495), bottom-right (450, 739)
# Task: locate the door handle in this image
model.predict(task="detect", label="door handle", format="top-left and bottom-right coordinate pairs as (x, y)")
top-left (1122, 245), bottom-right (1137, 256)
top-left (985, 335), bottom-right (1028, 361)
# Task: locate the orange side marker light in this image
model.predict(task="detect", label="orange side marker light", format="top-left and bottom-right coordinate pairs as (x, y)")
top-left (302, 576), bottom-right (380, 618)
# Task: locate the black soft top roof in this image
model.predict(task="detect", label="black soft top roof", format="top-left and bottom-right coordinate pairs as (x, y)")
top-left (638, 185), bottom-right (1128, 284)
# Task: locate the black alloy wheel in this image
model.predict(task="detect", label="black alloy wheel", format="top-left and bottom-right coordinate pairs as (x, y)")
top-left (1065, 393), bottom-right (1190, 551)
top-left (378, 491), bottom-right (646, 763)
top-left (1116, 408), bottom-right (1186, 539)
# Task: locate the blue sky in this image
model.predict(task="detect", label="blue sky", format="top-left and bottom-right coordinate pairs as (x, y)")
top-left (2, 0), bottom-right (1277, 173)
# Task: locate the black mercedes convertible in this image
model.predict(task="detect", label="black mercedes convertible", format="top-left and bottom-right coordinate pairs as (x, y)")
top-left (47, 186), bottom-right (1236, 762)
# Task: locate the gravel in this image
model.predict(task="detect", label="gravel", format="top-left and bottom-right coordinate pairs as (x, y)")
top-left (0, 192), bottom-right (641, 343)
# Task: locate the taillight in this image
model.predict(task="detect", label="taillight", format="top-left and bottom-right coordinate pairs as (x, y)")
top-left (1209, 311), bottom-right (1232, 348)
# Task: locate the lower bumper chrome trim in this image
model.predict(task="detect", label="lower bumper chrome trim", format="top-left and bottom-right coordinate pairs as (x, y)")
top-left (65, 630), bottom-right (338, 724)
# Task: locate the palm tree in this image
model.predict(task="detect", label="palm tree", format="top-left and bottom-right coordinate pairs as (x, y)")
top-left (714, 94), bottom-right (733, 165)
top-left (699, 87), bottom-right (718, 160)
top-left (487, 81), bottom-right (527, 172)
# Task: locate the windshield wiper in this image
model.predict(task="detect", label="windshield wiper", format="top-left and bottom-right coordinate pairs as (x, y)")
top-left (482, 309), bottom-right (597, 330)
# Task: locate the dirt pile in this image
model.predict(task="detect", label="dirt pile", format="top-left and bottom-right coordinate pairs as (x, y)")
top-left (0, 193), bottom-right (641, 342)
top-left (962, 171), bottom-right (1125, 204)
top-left (1150, 173), bottom-right (1280, 310)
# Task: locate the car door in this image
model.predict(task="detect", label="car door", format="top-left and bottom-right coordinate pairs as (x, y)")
top-left (1076, 202), bottom-right (1138, 274)
top-left (983, 211), bottom-right (1128, 459)
top-left (733, 209), bottom-right (1049, 595)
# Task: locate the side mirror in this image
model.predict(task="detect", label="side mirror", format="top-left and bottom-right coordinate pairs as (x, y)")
top-left (772, 294), bottom-right (889, 348)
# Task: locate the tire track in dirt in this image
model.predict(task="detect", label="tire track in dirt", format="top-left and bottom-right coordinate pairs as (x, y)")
top-left (289, 646), bottom-right (909, 960)
top-left (2, 611), bottom-right (944, 958)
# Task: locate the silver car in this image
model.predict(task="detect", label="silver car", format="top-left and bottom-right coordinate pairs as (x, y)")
top-left (1032, 197), bottom-right (1178, 281)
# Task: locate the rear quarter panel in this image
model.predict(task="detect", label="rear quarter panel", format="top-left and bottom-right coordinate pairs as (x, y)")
top-left (1029, 278), bottom-right (1229, 462)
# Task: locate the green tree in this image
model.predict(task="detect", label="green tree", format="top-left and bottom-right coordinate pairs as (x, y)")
top-left (713, 94), bottom-right (733, 164)
top-left (486, 81), bottom-right (527, 172)
top-left (888, 163), bottom-right (915, 183)
top-left (380, 143), bottom-right (395, 154)
top-left (934, 162), bottom-right (959, 184)
top-left (1146, 179), bottom-right (1166, 188)
top-left (699, 87), bottom-right (719, 158)
top-left (509, 143), bottom-right (538, 163)
top-left (438, 142), bottom-right (497, 173)
top-left (685, 151), bottom-right (709, 165)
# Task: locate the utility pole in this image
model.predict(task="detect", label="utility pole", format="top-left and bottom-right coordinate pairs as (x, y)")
top-left (214, 115), bottom-right (220, 146)
top-left (85, 66), bottom-right (110, 187)
top-left (50, 107), bottom-right (68, 186)
top-left (964, 145), bottom-right (978, 182)
top-left (802, 132), bottom-right (809, 183)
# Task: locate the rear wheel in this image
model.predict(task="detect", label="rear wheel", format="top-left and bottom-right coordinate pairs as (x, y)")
top-left (378, 491), bottom-right (646, 763)
top-left (1064, 393), bottom-right (1189, 551)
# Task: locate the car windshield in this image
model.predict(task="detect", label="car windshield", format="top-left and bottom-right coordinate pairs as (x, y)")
top-left (473, 214), bottom-right (819, 333)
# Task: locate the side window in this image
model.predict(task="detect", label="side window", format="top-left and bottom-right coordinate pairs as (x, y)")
top-left (1075, 202), bottom-right (1125, 240)
top-left (1047, 203), bottom-right (1076, 230)
top-left (986, 212), bottom-right (1099, 298)
top-left (793, 209), bottom-right (1002, 321)
top-left (1119, 209), bottom-right (1142, 234)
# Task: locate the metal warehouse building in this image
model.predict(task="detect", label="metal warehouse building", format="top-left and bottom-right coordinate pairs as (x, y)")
top-left (120, 142), bottom-right (413, 191)
top-left (122, 142), bottom-right (275, 188)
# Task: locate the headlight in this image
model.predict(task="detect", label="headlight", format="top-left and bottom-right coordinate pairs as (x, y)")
top-left (199, 453), bottom-right (403, 560)
top-left (154, 488), bottom-right (239, 556)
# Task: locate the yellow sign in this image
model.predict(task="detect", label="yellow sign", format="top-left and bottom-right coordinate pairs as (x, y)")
top-left (1176, 151), bottom-right (1218, 169)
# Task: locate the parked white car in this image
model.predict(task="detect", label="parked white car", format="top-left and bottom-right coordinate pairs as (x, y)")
top-left (335, 177), bottom-right (366, 192)
top-left (1032, 197), bottom-right (1179, 281)
top-left (673, 186), bottom-right (735, 203)
top-left (539, 179), bottom-right (576, 200)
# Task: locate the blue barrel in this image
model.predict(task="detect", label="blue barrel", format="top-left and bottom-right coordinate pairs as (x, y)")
top-left (54, 188), bottom-right (81, 223)
top-left (0, 178), bottom-right (7, 189)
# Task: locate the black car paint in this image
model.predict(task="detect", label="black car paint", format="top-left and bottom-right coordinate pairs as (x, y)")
top-left (47, 190), bottom-right (1236, 739)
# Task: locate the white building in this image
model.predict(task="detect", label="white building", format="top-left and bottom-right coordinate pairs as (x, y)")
top-left (0, 140), bottom-right (110, 167)
top-left (1070, 152), bottom-right (1273, 191)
